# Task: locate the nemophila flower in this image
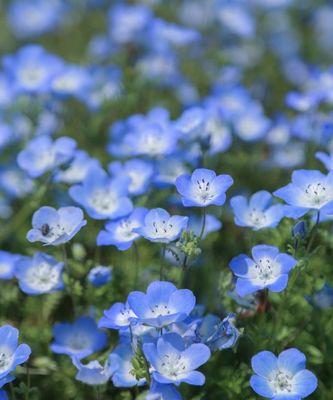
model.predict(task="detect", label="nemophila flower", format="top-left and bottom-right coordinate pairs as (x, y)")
top-left (230, 191), bottom-right (285, 230)
top-left (175, 168), bottom-right (233, 207)
top-left (308, 283), bottom-right (333, 309)
top-left (274, 170), bottom-right (333, 218)
top-left (0, 124), bottom-right (12, 152)
top-left (128, 281), bottom-right (196, 328)
top-left (147, 380), bottom-right (182, 400)
top-left (108, 159), bottom-right (154, 196)
top-left (0, 166), bottom-right (35, 199)
top-left (134, 208), bottom-right (188, 243)
top-left (154, 157), bottom-right (189, 187)
top-left (233, 107), bottom-right (270, 142)
top-left (15, 252), bottom-right (64, 295)
top-left (51, 316), bottom-right (107, 359)
top-left (316, 151), bottom-right (333, 171)
top-left (2, 45), bottom-right (62, 94)
top-left (69, 165), bottom-right (133, 220)
top-left (0, 325), bottom-right (31, 381)
top-left (188, 214), bottom-right (222, 239)
top-left (109, 343), bottom-right (146, 387)
top-left (97, 207), bottom-right (148, 250)
top-left (143, 332), bottom-right (210, 386)
top-left (197, 313), bottom-right (240, 351)
top-left (216, 3), bottom-right (255, 38)
top-left (250, 348), bottom-right (318, 399)
top-left (54, 150), bottom-right (100, 185)
top-left (99, 301), bottom-right (136, 331)
top-left (270, 143), bottom-right (305, 170)
top-left (51, 65), bottom-right (92, 99)
top-left (0, 388), bottom-right (10, 398)
top-left (0, 251), bottom-right (20, 280)
top-left (0, 74), bottom-right (14, 109)
top-left (71, 357), bottom-right (115, 385)
top-left (230, 245), bottom-right (297, 297)
top-left (27, 206), bottom-right (86, 246)
top-left (87, 266), bottom-right (112, 287)
top-left (17, 136), bottom-right (76, 178)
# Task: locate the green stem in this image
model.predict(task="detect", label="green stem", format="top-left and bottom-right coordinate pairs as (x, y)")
top-left (306, 211), bottom-right (320, 253)
top-left (133, 242), bottom-right (140, 288)
top-left (199, 208), bottom-right (207, 240)
top-left (25, 363), bottom-right (30, 400)
top-left (10, 382), bottom-right (17, 400)
top-left (160, 244), bottom-right (167, 280)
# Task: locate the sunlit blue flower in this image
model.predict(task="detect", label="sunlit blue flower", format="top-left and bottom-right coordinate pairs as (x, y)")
top-left (99, 301), bottom-right (135, 331)
top-left (51, 65), bottom-right (91, 99)
top-left (87, 266), bottom-right (112, 287)
top-left (97, 207), bottom-right (147, 250)
top-left (69, 165), bottom-right (132, 220)
top-left (175, 168), bottom-right (233, 207)
top-left (71, 357), bottom-right (115, 385)
top-left (230, 191), bottom-right (285, 230)
top-left (51, 316), bottom-right (107, 359)
top-left (128, 281), bottom-right (196, 328)
top-left (316, 151), bottom-right (333, 171)
top-left (108, 159), bottom-right (154, 196)
top-left (134, 208), bottom-right (188, 243)
top-left (274, 170), bottom-right (333, 218)
top-left (0, 251), bottom-right (20, 280)
top-left (0, 325), bottom-right (31, 381)
top-left (15, 252), bottom-right (64, 295)
top-left (233, 107), bottom-right (270, 142)
top-left (143, 332), bottom-right (210, 386)
top-left (109, 343), bottom-right (146, 387)
top-left (27, 206), bottom-right (86, 245)
top-left (230, 245), bottom-right (297, 297)
top-left (147, 380), bottom-right (182, 400)
top-left (250, 348), bottom-right (317, 399)
top-left (17, 136), bottom-right (76, 178)
top-left (0, 166), bottom-right (35, 198)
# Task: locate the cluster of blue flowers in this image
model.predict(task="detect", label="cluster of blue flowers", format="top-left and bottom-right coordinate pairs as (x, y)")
top-left (2, 0), bottom-right (333, 398)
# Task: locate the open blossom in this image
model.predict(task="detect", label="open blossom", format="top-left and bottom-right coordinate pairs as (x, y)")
top-left (27, 206), bottom-right (86, 245)
top-left (71, 357), bottom-right (115, 385)
top-left (99, 301), bottom-right (136, 331)
top-left (0, 251), bottom-right (20, 280)
top-left (230, 190), bottom-right (285, 230)
top-left (230, 245), bottom-right (297, 297)
top-left (250, 348), bottom-right (317, 399)
top-left (175, 168), bottom-right (233, 207)
top-left (87, 266), bottom-right (112, 287)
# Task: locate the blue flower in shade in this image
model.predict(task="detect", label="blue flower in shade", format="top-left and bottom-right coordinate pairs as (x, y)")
top-left (188, 214), bottom-right (222, 239)
top-left (250, 348), bottom-right (318, 399)
top-left (87, 266), bottom-right (112, 287)
top-left (197, 313), bottom-right (240, 351)
top-left (134, 208), bottom-right (188, 243)
top-left (0, 166), bottom-right (35, 199)
top-left (108, 159), bottom-right (154, 196)
top-left (97, 207), bottom-right (148, 250)
top-left (2, 45), bottom-right (62, 94)
top-left (0, 389), bottom-right (9, 399)
top-left (71, 357), bottom-right (115, 385)
top-left (234, 108), bottom-right (270, 142)
top-left (17, 136), bottom-right (76, 178)
top-left (27, 206), bottom-right (87, 246)
top-left (308, 283), bottom-right (333, 309)
top-left (109, 343), bottom-right (146, 387)
top-left (128, 281), bottom-right (196, 328)
top-left (143, 333), bottom-right (210, 386)
top-left (54, 150), bottom-right (100, 185)
top-left (0, 325), bottom-right (31, 382)
top-left (50, 316), bottom-right (107, 359)
top-left (15, 252), bottom-right (64, 295)
top-left (230, 245), bottom-right (297, 297)
top-left (147, 380), bottom-right (182, 400)
top-left (99, 301), bottom-right (136, 331)
top-left (274, 170), bottom-right (333, 218)
top-left (175, 168), bottom-right (233, 207)
top-left (315, 151), bottom-right (333, 171)
top-left (230, 191), bottom-right (285, 230)
top-left (0, 251), bottom-right (20, 280)
top-left (51, 64), bottom-right (92, 99)
top-left (154, 157), bottom-right (189, 187)
top-left (69, 165), bottom-right (133, 220)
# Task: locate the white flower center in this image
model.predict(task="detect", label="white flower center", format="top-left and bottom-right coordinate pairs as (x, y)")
top-left (19, 67), bottom-right (46, 88)
top-left (26, 262), bottom-right (60, 292)
top-left (0, 350), bottom-right (12, 373)
top-left (66, 333), bottom-right (91, 351)
top-left (89, 190), bottom-right (118, 215)
top-left (269, 370), bottom-right (293, 394)
top-left (149, 303), bottom-right (171, 317)
top-left (116, 220), bottom-right (138, 241)
top-left (0, 262), bottom-right (10, 275)
top-left (160, 353), bottom-right (187, 378)
top-left (254, 257), bottom-right (279, 285)
top-left (245, 208), bottom-right (267, 228)
top-left (151, 219), bottom-right (174, 238)
top-left (194, 178), bottom-right (215, 203)
top-left (304, 182), bottom-right (329, 207)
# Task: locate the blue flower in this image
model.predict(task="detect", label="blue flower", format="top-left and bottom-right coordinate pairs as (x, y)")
top-left (109, 343), bottom-right (146, 387)
top-left (233, 107), bottom-right (270, 142)
top-left (0, 166), bottom-right (35, 199)
top-left (17, 136), bottom-right (76, 178)
top-left (71, 357), bottom-right (115, 385)
top-left (143, 332), bottom-right (210, 386)
top-left (0, 389), bottom-right (9, 399)
top-left (15, 252), bottom-right (64, 295)
top-left (0, 251), bottom-right (20, 280)
top-left (87, 266), bottom-right (112, 287)
top-left (308, 283), bottom-right (333, 309)
top-left (316, 151), bottom-right (333, 171)
top-left (128, 281), bottom-right (196, 328)
top-left (97, 207), bottom-right (148, 250)
top-left (134, 208), bottom-right (188, 243)
top-left (69, 165), bottom-right (133, 220)
top-left (147, 380), bottom-right (182, 400)
top-left (230, 245), bottom-right (297, 297)
top-left (99, 301), bottom-right (136, 331)
top-left (0, 325), bottom-right (31, 381)
top-left (175, 168), bottom-right (233, 207)
top-left (27, 206), bottom-right (87, 245)
top-left (50, 316), bottom-right (107, 359)
top-left (108, 159), bottom-right (154, 196)
top-left (250, 348), bottom-right (317, 399)
top-left (3, 45), bottom-right (62, 94)
top-left (274, 170), bottom-right (333, 218)
top-left (230, 191), bottom-right (285, 230)
top-left (51, 64), bottom-right (92, 99)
